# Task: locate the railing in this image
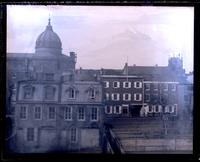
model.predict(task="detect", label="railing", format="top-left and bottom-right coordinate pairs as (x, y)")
top-left (104, 125), bottom-right (125, 154)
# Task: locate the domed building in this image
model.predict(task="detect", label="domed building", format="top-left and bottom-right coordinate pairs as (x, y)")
top-left (7, 18), bottom-right (76, 82)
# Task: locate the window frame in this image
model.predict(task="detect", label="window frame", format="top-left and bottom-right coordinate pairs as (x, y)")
top-left (123, 81), bottom-right (131, 88)
top-left (68, 87), bottom-right (76, 99)
top-left (134, 93), bottom-right (142, 101)
top-left (64, 106), bottom-right (72, 121)
top-left (91, 107), bottom-right (98, 121)
top-left (112, 93), bottom-right (120, 101)
top-left (48, 106), bottom-right (56, 120)
top-left (44, 86), bottom-right (56, 100)
top-left (113, 81), bottom-right (120, 88)
top-left (27, 128), bottom-right (34, 142)
top-left (104, 81), bottom-right (109, 88)
top-left (123, 93), bottom-right (131, 101)
top-left (105, 106), bottom-right (112, 114)
top-left (70, 127), bottom-right (77, 143)
top-left (78, 107), bottom-right (85, 121)
top-left (20, 106), bottom-right (28, 120)
top-left (134, 81), bottom-right (142, 88)
top-left (34, 106), bottom-right (42, 120)
top-left (113, 105), bottom-right (121, 114)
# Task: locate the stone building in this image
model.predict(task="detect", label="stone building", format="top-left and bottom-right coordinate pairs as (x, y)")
top-left (7, 19), bottom-right (103, 153)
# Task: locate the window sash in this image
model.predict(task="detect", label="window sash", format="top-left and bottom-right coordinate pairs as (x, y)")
top-left (69, 88), bottom-right (75, 99)
top-left (27, 128), bottom-right (34, 141)
top-left (34, 107), bottom-right (41, 119)
top-left (112, 93), bottom-right (119, 101)
top-left (134, 94), bottom-right (142, 101)
top-left (70, 128), bottom-right (77, 143)
top-left (104, 81), bottom-right (109, 88)
top-left (123, 81), bottom-right (131, 88)
top-left (48, 107), bottom-right (56, 119)
top-left (64, 107), bottom-right (72, 120)
top-left (134, 82), bottom-right (142, 88)
top-left (20, 106), bottom-right (27, 119)
top-left (91, 107), bottom-right (98, 121)
top-left (89, 89), bottom-right (95, 99)
top-left (123, 93), bottom-right (131, 101)
top-left (113, 81), bottom-right (120, 88)
top-left (114, 106), bottom-right (121, 114)
top-left (105, 106), bottom-right (112, 114)
top-left (78, 107), bottom-right (85, 120)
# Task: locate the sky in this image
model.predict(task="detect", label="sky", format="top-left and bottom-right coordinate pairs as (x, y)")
top-left (7, 5), bottom-right (194, 73)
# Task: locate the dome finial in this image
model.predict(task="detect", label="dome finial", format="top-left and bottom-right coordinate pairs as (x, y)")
top-left (48, 14), bottom-right (51, 26)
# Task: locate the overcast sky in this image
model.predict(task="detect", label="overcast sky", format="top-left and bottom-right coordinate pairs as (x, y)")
top-left (7, 5), bottom-right (194, 73)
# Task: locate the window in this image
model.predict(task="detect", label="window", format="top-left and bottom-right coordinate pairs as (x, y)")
top-left (152, 94), bottom-right (159, 103)
top-left (145, 94), bottom-right (150, 102)
top-left (34, 106), bottom-right (41, 120)
top-left (48, 107), bottom-right (56, 120)
top-left (148, 106), bottom-right (153, 113)
top-left (134, 81), bottom-right (142, 88)
top-left (160, 94), bottom-right (168, 104)
top-left (165, 106), bottom-right (169, 113)
top-left (89, 88), bottom-right (95, 99)
top-left (45, 73), bottom-right (54, 81)
top-left (114, 106), bottom-right (121, 114)
top-left (169, 105), bottom-right (174, 113)
top-left (153, 83), bottom-right (158, 90)
top-left (91, 107), bottom-right (98, 121)
top-left (174, 105), bottom-right (177, 115)
top-left (123, 93), bottom-right (131, 101)
top-left (163, 84), bottom-right (168, 91)
top-left (112, 93), bottom-right (120, 101)
top-left (105, 93), bottom-right (109, 100)
top-left (78, 107), bottom-right (85, 121)
top-left (123, 81), bottom-right (131, 88)
top-left (105, 106), bottom-right (112, 114)
top-left (70, 127), bottom-right (77, 143)
top-left (171, 84), bottom-right (176, 91)
top-left (154, 105), bottom-right (159, 113)
top-left (64, 107), bottom-right (72, 120)
top-left (45, 86), bottom-right (55, 100)
top-left (23, 85), bottom-right (34, 99)
top-left (69, 88), bottom-right (76, 99)
top-left (20, 106), bottom-right (27, 119)
top-left (145, 83), bottom-right (150, 91)
top-left (134, 93), bottom-right (142, 101)
top-left (27, 128), bottom-right (34, 141)
top-left (104, 81), bottom-right (109, 88)
top-left (113, 81), bottom-right (120, 88)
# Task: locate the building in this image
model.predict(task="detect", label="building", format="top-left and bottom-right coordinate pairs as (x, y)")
top-left (7, 19), bottom-right (103, 153)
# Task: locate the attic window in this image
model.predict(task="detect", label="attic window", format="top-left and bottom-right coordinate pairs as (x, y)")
top-left (23, 85), bottom-right (34, 99)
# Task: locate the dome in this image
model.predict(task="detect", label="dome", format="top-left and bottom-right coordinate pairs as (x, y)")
top-left (35, 18), bottom-right (62, 55)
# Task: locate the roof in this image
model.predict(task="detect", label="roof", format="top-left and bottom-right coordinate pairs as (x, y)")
top-left (125, 66), bottom-right (186, 82)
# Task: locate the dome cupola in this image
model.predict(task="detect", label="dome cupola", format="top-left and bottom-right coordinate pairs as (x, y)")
top-left (35, 18), bottom-right (62, 55)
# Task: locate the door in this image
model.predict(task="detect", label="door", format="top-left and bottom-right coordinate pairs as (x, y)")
top-left (122, 105), bottom-right (129, 117)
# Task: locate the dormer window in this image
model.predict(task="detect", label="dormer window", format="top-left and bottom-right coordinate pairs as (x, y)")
top-left (45, 86), bottom-right (56, 100)
top-left (23, 85), bottom-right (34, 99)
top-left (45, 73), bottom-right (54, 81)
top-left (88, 88), bottom-right (95, 99)
top-left (69, 87), bottom-right (76, 99)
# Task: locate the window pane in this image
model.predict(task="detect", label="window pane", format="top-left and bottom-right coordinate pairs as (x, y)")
top-left (49, 107), bottom-right (56, 119)
top-left (34, 107), bottom-right (41, 119)
top-left (20, 106), bottom-right (27, 119)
